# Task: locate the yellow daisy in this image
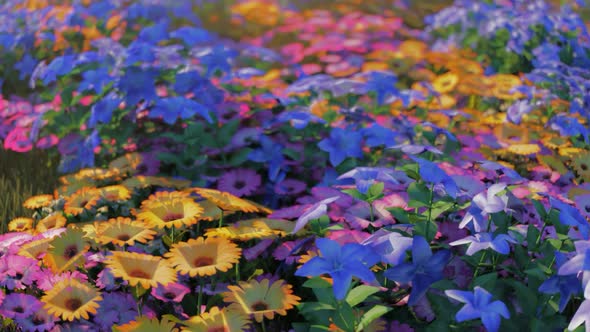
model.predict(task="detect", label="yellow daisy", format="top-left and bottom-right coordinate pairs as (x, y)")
top-left (165, 237), bottom-right (241, 277)
top-left (140, 191), bottom-right (192, 209)
top-left (43, 228), bottom-right (90, 273)
top-left (8, 217), bottom-right (34, 232)
top-left (97, 185), bottom-right (132, 201)
top-left (205, 225), bottom-right (275, 241)
top-left (490, 74), bottom-right (523, 99)
top-left (105, 251), bottom-right (177, 289)
top-left (507, 143), bottom-right (541, 156)
top-left (181, 305), bottom-right (249, 332)
top-left (109, 153), bottom-right (144, 174)
top-left (558, 147), bottom-right (584, 157)
top-left (63, 187), bottom-right (101, 215)
top-left (572, 151), bottom-right (590, 180)
top-left (74, 167), bottom-right (122, 182)
top-left (432, 72), bottom-right (459, 94)
top-left (95, 217), bottom-right (157, 247)
top-left (23, 194), bottom-right (54, 209)
top-left (223, 279), bottom-right (301, 323)
top-left (541, 135), bottom-right (570, 150)
top-left (41, 278), bottom-right (102, 321)
top-left (456, 74), bottom-right (493, 96)
top-left (18, 236), bottom-right (53, 259)
top-left (35, 213), bottom-right (67, 233)
top-left (237, 218), bottom-right (294, 237)
top-left (113, 316), bottom-right (179, 332)
top-left (190, 188), bottom-right (266, 213)
top-left (137, 199), bottom-right (204, 229)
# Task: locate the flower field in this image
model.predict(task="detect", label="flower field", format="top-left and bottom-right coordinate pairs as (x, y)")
top-left (3, 0), bottom-right (590, 331)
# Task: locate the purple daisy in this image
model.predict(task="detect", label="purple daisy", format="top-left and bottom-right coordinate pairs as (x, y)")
top-left (274, 178), bottom-right (307, 195)
top-left (151, 282), bottom-right (191, 303)
top-left (0, 293), bottom-right (41, 319)
top-left (0, 254), bottom-right (41, 290)
top-left (94, 292), bottom-right (139, 329)
top-left (14, 308), bottom-right (56, 332)
top-left (217, 168), bottom-right (261, 197)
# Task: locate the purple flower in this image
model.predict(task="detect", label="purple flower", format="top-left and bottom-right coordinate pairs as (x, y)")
top-left (274, 179), bottom-right (307, 195)
top-left (217, 168), bottom-right (261, 197)
top-left (568, 299), bottom-right (590, 332)
top-left (151, 282), bottom-right (191, 303)
top-left (318, 127), bottom-right (364, 167)
top-left (550, 197), bottom-right (590, 240)
top-left (295, 238), bottom-right (379, 300)
top-left (472, 183), bottom-right (509, 215)
top-left (0, 293), bottom-right (41, 319)
top-left (14, 308), bottom-right (56, 332)
top-left (411, 157), bottom-right (459, 198)
top-left (445, 286), bottom-right (510, 332)
top-left (0, 254), bottom-right (40, 290)
top-left (506, 99), bottom-right (534, 124)
top-left (94, 292), bottom-right (139, 329)
top-left (292, 196), bottom-right (339, 234)
top-left (539, 251), bottom-right (581, 312)
top-left (362, 229), bottom-right (413, 265)
top-left (450, 232), bottom-right (517, 256)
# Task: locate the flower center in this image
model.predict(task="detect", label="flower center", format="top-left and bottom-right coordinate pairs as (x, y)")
top-left (207, 327), bottom-right (229, 332)
top-left (162, 213), bottom-right (183, 222)
top-left (128, 269), bottom-right (151, 279)
top-left (164, 292), bottom-right (177, 299)
top-left (13, 306), bottom-right (24, 313)
top-left (63, 245), bottom-right (79, 259)
top-left (234, 180), bottom-right (246, 190)
top-left (32, 314), bottom-right (46, 325)
top-left (65, 298), bottom-right (82, 311)
top-left (193, 256), bottom-right (214, 267)
top-left (250, 301), bottom-right (269, 311)
top-left (117, 234), bottom-right (131, 242)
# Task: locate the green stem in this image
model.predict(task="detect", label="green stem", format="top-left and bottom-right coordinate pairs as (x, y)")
top-left (197, 278), bottom-right (204, 315)
top-left (235, 261), bottom-right (240, 282)
top-left (426, 183), bottom-right (434, 240)
top-left (473, 251), bottom-right (487, 279)
top-left (218, 210), bottom-right (224, 228)
top-left (260, 318), bottom-right (267, 332)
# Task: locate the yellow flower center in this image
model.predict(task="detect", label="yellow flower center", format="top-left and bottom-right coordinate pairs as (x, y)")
top-left (193, 256), bottom-right (214, 267)
top-left (128, 269), bottom-right (151, 279)
top-left (163, 213), bottom-right (183, 222)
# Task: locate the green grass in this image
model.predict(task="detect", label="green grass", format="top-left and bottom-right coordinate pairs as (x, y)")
top-left (0, 149), bottom-right (59, 233)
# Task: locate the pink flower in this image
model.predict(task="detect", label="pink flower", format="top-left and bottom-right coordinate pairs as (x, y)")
top-left (3, 127), bottom-right (33, 152)
top-left (151, 282), bottom-right (191, 303)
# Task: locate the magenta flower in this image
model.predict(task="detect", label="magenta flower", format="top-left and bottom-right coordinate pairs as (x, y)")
top-left (0, 254), bottom-right (41, 290)
top-left (217, 168), bottom-right (261, 197)
top-left (151, 282), bottom-right (191, 302)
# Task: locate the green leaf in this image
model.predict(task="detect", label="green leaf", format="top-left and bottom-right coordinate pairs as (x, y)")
top-left (526, 224), bottom-right (541, 251)
top-left (342, 189), bottom-right (366, 201)
top-left (298, 302), bottom-right (336, 314)
top-left (355, 305), bottom-right (391, 332)
top-left (333, 301), bottom-right (355, 332)
top-left (429, 200), bottom-right (455, 220)
top-left (345, 285), bottom-right (380, 307)
top-left (366, 182), bottom-right (384, 202)
top-left (407, 182), bottom-right (430, 207)
top-left (473, 272), bottom-right (497, 288)
top-left (303, 277), bottom-right (332, 289)
top-left (387, 207), bottom-right (410, 224)
top-left (531, 199), bottom-right (547, 219)
top-left (227, 148), bottom-right (252, 167)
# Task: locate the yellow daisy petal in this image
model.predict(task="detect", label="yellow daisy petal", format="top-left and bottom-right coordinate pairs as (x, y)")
top-left (41, 279), bottom-right (102, 321)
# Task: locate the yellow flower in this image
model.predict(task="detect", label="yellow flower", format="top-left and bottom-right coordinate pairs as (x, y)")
top-left (109, 152), bottom-right (144, 175)
top-left (105, 251), bottom-right (177, 289)
top-left (205, 224), bottom-right (275, 241)
top-left (190, 188), bottom-right (267, 213)
top-left (558, 147), bottom-right (584, 157)
top-left (541, 135), bottom-right (570, 150)
top-left (223, 279), bottom-right (301, 323)
top-left (398, 40), bottom-right (428, 60)
top-left (507, 143), bottom-right (541, 156)
top-left (95, 217), bottom-right (157, 247)
top-left (236, 218), bottom-right (294, 237)
top-left (490, 74), bottom-right (523, 99)
top-left (432, 72), bottom-right (459, 94)
top-left (64, 187), bottom-right (100, 215)
top-left (23, 194), bottom-right (54, 209)
top-left (19, 236), bottom-right (53, 259)
top-left (43, 228), bottom-right (90, 273)
top-left (140, 191), bottom-right (192, 209)
top-left (122, 176), bottom-right (191, 190)
top-left (113, 316), bottom-right (179, 332)
top-left (41, 278), bottom-right (102, 321)
top-left (181, 305), bottom-right (249, 332)
top-left (35, 213), bottom-right (67, 233)
top-left (231, 0), bottom-right (280, 26)
top-left (74, 167), bottom-right (122, 182)
top-left (165, 237), bottom-right (241, 277)
top-left (137, 198), bottom-right (203, 229)
top-left (97, 185), bottom-right (132, 201)
top-left (572, 151), bottom-right (590, 181)
top-left (8, 217), bottom-right (34, 232)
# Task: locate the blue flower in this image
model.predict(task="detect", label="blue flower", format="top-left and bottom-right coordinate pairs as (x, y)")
top-left (550, 197), bottom-right (590, 240)
top-left (385, 236), bottom-right (451, 306)
top-left (125, 41), bottom-right (155, 65)
top-left (506, 99), bottom-right (534, 124)
top-left (410, 157), bottom-right (458, 198)
top-left (337, 167), bottom-right (399, 194)
top-left (170, 27), bottom-right (214, 45)
top-left (365, 71), bottom-right (398, 105)
top-left (295, 238), bottom-right (379, 300)
top-left (248, 135), bottom-right (285, 182)
top-left (450, 232), bottom-right (517, 256)
top-left (318, 127), bottom-right (363, 167)
top-left (445, 286), bottom-right (510, 332)
top-left (558, 240), bottom-right (590, 298)
top-left (78, 68), bottom-right (111, 93)
top-left (88, 94), bottom-right (121, 128)
top-left (361, 124), bottom-right (398, 147)
top-left (195, 45), bottom-right (237, 77)
top-left (362, 229), bottom-right (414, 265)
top-left (41, 55), bottom-right (75, 85)
top-left (272, 110), bottom-right (325, 130)
top-left (149, 97), bottom-right (212, 125)
top-left (539, 251), bottom-right (582, 312)
top-left (14, 54), bottom-right (37, 80)
top-left (138, 21), bottom-right (169, 44)
top-left (117, 67), bottom-right (158, 105)
top-left (568, 299), bottom-right (590, 332)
